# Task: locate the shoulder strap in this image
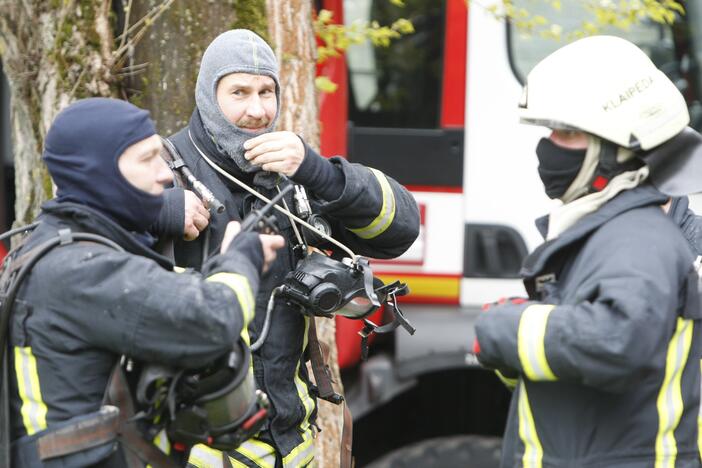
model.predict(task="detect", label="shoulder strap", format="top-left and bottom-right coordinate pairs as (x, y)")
top-left (307, 319), bottom-right (343, 405)
top-left (0, 228), bottom-right (125, 466)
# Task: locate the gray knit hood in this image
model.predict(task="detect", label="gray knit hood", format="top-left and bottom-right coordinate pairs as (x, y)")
top-left (195, 29), bottom-right (280, 174)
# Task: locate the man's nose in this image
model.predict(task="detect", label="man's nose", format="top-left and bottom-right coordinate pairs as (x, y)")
top-left (155, 156), bottom-right (174, 186)
top-left (246, 95), bottom-right (265, 119)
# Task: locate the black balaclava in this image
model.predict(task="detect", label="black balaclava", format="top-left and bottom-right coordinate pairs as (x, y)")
top-left (535, 137), bottom-right (587, 199)
top-left (43, 98), bottom-right (162, 233)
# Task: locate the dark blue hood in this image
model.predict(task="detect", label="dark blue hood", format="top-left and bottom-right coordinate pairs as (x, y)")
top-left (43, 98), bottom-right (162, 233)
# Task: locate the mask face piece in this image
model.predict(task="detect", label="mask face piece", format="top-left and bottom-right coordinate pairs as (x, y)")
top-left (535, 137), bottom-right (587, 199)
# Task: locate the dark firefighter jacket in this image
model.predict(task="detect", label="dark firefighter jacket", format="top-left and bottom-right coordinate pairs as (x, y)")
top-left (669, 196), bottom-right (702, 256)
top-left (161, 111), bottom-right (420, 466)
top-left (475, 185), bottom-right (702, 468)
top-left (7, 200), bottom-right (264, 467)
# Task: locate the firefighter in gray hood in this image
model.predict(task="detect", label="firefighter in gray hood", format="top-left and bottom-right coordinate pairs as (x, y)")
top-left (153, 29), bottom-right (420, 467)
top-left (474, 36), bottom-right (702, 467)
top-left (0, 98), bottom-right (285, 467)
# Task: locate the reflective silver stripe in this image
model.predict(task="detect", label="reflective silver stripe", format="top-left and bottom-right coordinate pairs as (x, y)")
top-left (188, 444), bottom-right (225, 467)
top-left (655, 317), bottom-right (694, 468)
top-left (14, 346), bottom-right (47, 436)
top-left (234, 439), bottom-right (277, 468)
top-left (282, 428), bottom-right (314, 467)
top-left (348, 168), bottom-right (396, 240)
top-left (517, 305), bottom-right (557, 381)
top-left (517, 381), bottom-right (544, 468)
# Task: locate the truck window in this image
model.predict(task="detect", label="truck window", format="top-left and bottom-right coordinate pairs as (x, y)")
top-left (507, 0), bottom-right (702, 129)
top-left (344, 0), bottom-right (444, 129)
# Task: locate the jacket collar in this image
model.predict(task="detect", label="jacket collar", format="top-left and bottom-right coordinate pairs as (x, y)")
top-left (523, 184), bottom-right (668, 278)
top-left (40, 200), bottom-right (174, 269)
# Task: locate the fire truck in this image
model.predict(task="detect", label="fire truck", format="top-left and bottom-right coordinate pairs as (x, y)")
top-left (315, 0), bottom-right (702, 465)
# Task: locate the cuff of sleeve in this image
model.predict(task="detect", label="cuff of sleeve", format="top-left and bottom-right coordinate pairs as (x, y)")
top-left (289, 139), bottom-right (345, 201)
top-left (224, 231), bottom-right (265, 273)
top-left (474, 304), bottom-right (526, 372)
top-left (150, 187), bottom-right (185, 237)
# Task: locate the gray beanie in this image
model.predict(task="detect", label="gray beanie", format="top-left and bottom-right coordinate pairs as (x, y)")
top-left (195, 29), bottom-right (280, 173)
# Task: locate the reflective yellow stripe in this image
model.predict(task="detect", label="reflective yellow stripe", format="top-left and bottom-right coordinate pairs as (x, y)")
top-left (348, 168), bottom-right (396, 240)
top-left (188, 444), bottom-right (225, 467)
top-left (147, 429), bottom-right (171, 467)
top-left (234, 438), bottom-right (277, 468)
top-left (226, 456), bottom-right (250, 468)
top-left (153, 429), bottom-right (170, 454)
top-left (173, 266), bottom-right (186, 273)
top-left (282, 428), bottom-right (315, 467)
top-left (495, 370), bottom-right (518, 391)
top-left (206, 272), bottom-right (254, 345)
top-left (517, 381), bottom-right (543, 468)
top-left (655, 318), bottom-right (694, 468)
top-left (14, 346), bottom-right (47, 436)
top-left (293, 316), bottom-right (315, 431)
top-left (517, 305), bottom-right (557, 381)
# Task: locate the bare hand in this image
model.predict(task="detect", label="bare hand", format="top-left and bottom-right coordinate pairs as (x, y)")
top-left (184, 190), bottom-right (210, 241)
top-left (243, 131), bottom-right (305, 176)
top-left (220, 221), bottom-right (285, 274)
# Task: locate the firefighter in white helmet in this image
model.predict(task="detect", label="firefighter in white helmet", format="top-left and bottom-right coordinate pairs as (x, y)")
top-left (474, 35), bottom-right (702, 467)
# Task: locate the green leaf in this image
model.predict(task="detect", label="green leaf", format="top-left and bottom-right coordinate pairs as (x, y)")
top-left (315, 76), bottom-right (339, 93)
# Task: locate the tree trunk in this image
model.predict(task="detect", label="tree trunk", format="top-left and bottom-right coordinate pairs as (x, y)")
top-left (266, 1), bottom-right (345, 465)
top-left (126, 0), bottom-right (238, 135)
top-left (0, 0), bottom-right (115, 227)
top-left (2, 0), bottom-right (345, 463)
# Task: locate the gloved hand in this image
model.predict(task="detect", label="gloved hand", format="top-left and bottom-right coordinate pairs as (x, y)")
top-left (473, 296), bottom-right (528, 354)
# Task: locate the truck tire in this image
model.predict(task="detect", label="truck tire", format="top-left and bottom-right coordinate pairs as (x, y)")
top-left (364, 435), bottom-right (502, 468)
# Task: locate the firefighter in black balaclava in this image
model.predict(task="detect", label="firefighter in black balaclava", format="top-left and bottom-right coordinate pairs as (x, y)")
top-left (474, 36), bottom-right (702, 467)
top-left (2, 98), bottom-right (284, 467)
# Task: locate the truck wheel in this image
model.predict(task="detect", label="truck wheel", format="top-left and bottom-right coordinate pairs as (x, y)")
top-left (364, 435), bottom-right (502, 468)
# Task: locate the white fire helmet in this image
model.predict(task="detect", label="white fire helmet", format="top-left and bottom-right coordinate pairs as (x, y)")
top-left (518, 35), bottom-right (689, 150)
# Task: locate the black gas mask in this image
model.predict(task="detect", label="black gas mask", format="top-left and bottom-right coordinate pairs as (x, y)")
top-left (281, 252), bottom-right (381, 318)
top-left (279, 251), bottom-right (415, 358)
top-left (230, 184), bottom-right (416, 360)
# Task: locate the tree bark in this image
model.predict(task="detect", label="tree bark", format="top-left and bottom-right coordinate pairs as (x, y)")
top-left (0, 0), bottom-right (115, 227)
top-left (266, 2), bottom-right (345, 465)
top-left (126, 0), bottom-right (238, 135)
top-left (2, 0), bottom-right (345, 463)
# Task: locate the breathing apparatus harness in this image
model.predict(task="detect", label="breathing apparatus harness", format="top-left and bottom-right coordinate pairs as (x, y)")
top-left (0, 223), bottom-right (266, 466)
top-left (185, 131), bottom-right (416, 366)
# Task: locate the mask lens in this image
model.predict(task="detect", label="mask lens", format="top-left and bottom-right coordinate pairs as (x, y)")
top-left (336, 294), bottom-right (377, 319)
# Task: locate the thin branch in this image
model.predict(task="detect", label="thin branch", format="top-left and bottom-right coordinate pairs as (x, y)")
top-left (67, 66), bottom-right (87, 100)
top-left (112, 0), bottom-right (174, 70)
top-left (117, 0), bottom-right (133, 53)
top-left (114, 0), bottom-right (173, 42)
